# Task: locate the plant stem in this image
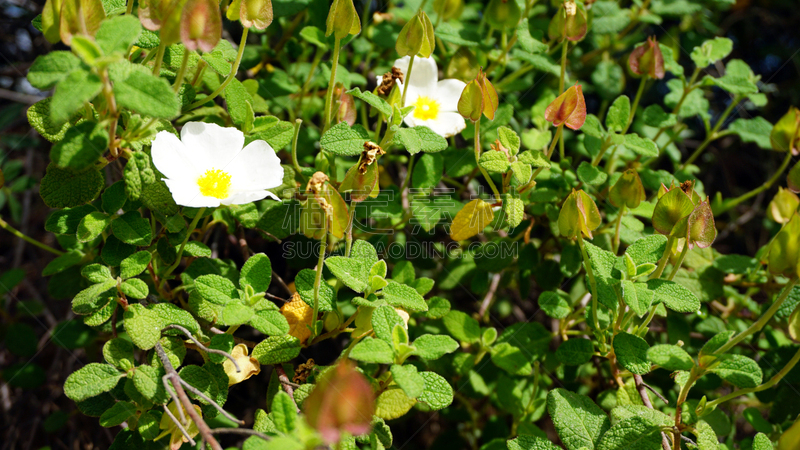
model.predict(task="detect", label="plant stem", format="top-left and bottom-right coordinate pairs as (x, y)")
top-left (714, 278), bottom-right (799, 355)
top-left (401, 54), bottom-right (416, 107)
top-left (126, 0), bottom-right (134, 15)
top-left (323, 37), bottom-right (343, 131)
top-left (650, 235), bottom-right (675, 280)
top-left (163, 208), bottom-right (206, 278)
top-left (578, 235), bottom-right (601, 334)
top-left (613, 205), bottom-right (625, 254)
top-left (173, 50), bottom-right (190, 92)
top-left (311, 221), bottom-right (328, 340)
top-left (0, 217), bottom-right (64, 256)
top-left (188, 28), bottom-right (249, 110)
top-left (297, 47), bottom-right (324, 118)
top-left (673, 370), bottom-right (698, 450)
top-left (623, 77), bottom-right (647, 134)
top-left (473, 124), bottom-right (502, 198)
top-left (559, 40), bottom-right (569, 94)
top-left (666, 243), bottom-right (689, 281)
top-left (399, 154), bottom-right (416, 193)
top-left (152, 42), bottom-right (166, 75)
top-left (345, 205), bottom-right (356, 258)
top-left (530, 125), bottom-right (564, 182)
top-left (291, 119), bottom-right (306, 183)
top-left (679, 95), bottom-right (741, 170)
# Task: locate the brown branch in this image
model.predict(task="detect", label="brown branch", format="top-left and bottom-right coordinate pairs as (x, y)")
top-left (634, 374), bottom-right (671, 450)
top-left (208, 327), bottom-right (257, 348)
top-left (177, 378), bottom-right (244, 425)
top-left (274, 366), bottom-right (300, 413)
top-left (162, 374), bottom-right (186, 424)
top-left (155, 342), bottom-right (222, 450)
top-left (478, 272), bottom-right (503, 320)
top-left (164, 324), bottom-right (241, 373)
top-left (162, 404), bottom-right (197, 446)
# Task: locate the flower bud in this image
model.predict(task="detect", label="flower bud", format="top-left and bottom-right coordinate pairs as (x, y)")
top-left (485, 0), bottom-right (521, 31)
top-left (59, 0), bottom-right (106, 45)
top-left (300, 172), bottom-right (349, 239)
top-left (445, 46), bottom-right (479, 83)
top-left (337, 88), bottom-right (357, 126)
top-left (326, 0), bottom-right (361, 39)
top-left (671, 199), bottom-right (717, 249)
top-left (768, 212), bottom-right (800, 279)
top-left (396, 11), bottom-right (435, 58)
top-left (629, 37), bottom-right (665, 79)
top-left (41, 0), bottom-right (63, 43)
top-left (768, 187), bottom-right (800, 224)
top-left (433, 0), bottom-right (464, 22)
top-left (228, 0), bottom-right (274, 30)
top-left (458, 68), bottom-right (498, 122)
top-left (304, 361), bottom-right (375, 445)
top-left (771, 106), bottom-right (800, 154)
top-left (180, 0), bottom-right (222, 52)
top-left (652, 183), bottom-right (697, 236)
top-left (340, 142), bottom-right (384, 202)
top-left (545, 84), bottom-right (586, 130)
top-left (558, 189), bottom-right (601, 239)
top-left (609, 169), bottom-right (645, 209)
top-left (222, 344), bottom-right (261, 386)
top-left (139, 0), bottom-right (178, 31)
top-left (789, 160), bottom-right (800, 194)
top-left (547, 0), bottom-right (588, 42)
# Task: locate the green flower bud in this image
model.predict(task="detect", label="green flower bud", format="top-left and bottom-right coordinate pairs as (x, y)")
top-left (228, 0), bottom-right (274, 30)
top-left (41, 0), bottom-right (63, 44)
top-left (771, 106), bottom-right (800, 153)
top-left (652, 183), bottom-right (697, 236)
top-left (326, 0), bottom-right (361, 39)
top-left (768, 212), bottom-right (800, 279)
top-left (396, 11), bottom-right (435, 58)
top-left (445, 46), bottom-right (479, 83)
top-left (59, 0), bottom-right (106, 45)
top-left (339, 142), bottom-right (384, 202)
top-left (180, 0), bottom-right (222, 52)
top-left (485, 0), bottom-right (521, 31)
top-left (433, 0), bottom-right (464, 22)
top-left (558, 189), bottom-right (601, 240)
top-left (547, 0), bottom-right (588, 42)
top-left (768, 187), bottom-right (800, 224)
top-left (788, 160), bottom-right (800, 194)
top-left (457, 68), bottom-right (498, 122)
top-left (671, 199), bottom-right (717, 249)
top-left (609, 169), bottom-right (645, 209)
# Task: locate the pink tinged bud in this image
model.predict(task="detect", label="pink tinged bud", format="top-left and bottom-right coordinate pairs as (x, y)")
top-left (240, 0), bottom-right (273, 30)
top-left (180, 0), bottom-right (221, 52)
top-left (59, 0), bottom-right (106, 45)
top-left (545, 84), bottom-right (586, 130)
top-left (139, 0), bottom-right (176, 31)
top-left (629, 36), bottom-right (665, 79)
top-left (304, 361), bottom-right (375, 445)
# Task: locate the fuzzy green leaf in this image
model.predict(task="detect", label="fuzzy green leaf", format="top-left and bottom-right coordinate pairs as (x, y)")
top-left (613, 332), bottom-right (651, 375)
top-left (547, 388), bottom-right (611, 450)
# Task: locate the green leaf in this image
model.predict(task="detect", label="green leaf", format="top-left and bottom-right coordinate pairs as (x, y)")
top-left (63, 363), bottom-right (123, 401)
top-left (371, 305), bottom-right (405, 343)
top-left (71, 280), bottom-right (117, 314)
top-left (208, 334), bottom-right (235, 364)
top-left (623, 235), bottom-right (668, 266)
top-left (350, 337), bottom-right (395, 364)
top-left (42, 250), bottom-right (84, 276)
top-left (622, 280), bottom-right (652, 317)
top-left (491, 342), bottom-right (532, 376)
top-left (711, 354), bottom-right (763, 388)
top-left (224, 78), bottom-right (255, 132)
top-left (610, 405), bottom-right (671, 427)
top-left (592, 60), bottom-right (625, 101)
top-left (623, 134), bottom-right (659, 157)
top-left (597, 416), bottom-right (662, 450)
top-left (412, 153), bottom-right (443, 189)
top-left (479, 151), bottom-right (510, 173)
top-left (78, 210), bottom-right (112, 242)
top-left (319, 121), bottom-right (371, 156)
top-left (556, 338), bottom-right (594, 366)
top-left (347, 87), bottom-right (392, 117)
top-left (222, 301), bottom-right (255, 326)
top-left (375, 382), bottom-right (417, 420)
top-left (442, 310), bottom-right (480, 343)
top-left (613, 331), bottom-right (651, 375)
top-left (393, 125), bottom-right (448, 154)
top-left (28, 98), bottom-right (75, 142)
top-left (538, 290), bottom-right (571, 319)
top-left (27, 51), bottom-right (81, 90)
top-left (326, 256), bottom-right (369, 292)
top-left (103, 338), bottom-right (135, 370)
top-left (252, 335), bottom-right (301, 365)
top-left (271, 391), bottom-right (298, 433)
top-left (606, 96), bottom-right (631, 133)
top-left (250, 310), bottom-right (290, 336)
top-left (592, 1), bottom-right (630, 35)
top-left (498, 126), bottom-right (521, 154)
top-left (382, 280), bottom-right (428, 311)
top-left (642, 104), bottom-right (677, 129)
top-left (503, 195), bottom-right (525, 229)
top-left (425, 297), bottom-right (450, 319)
top-left (647, 344), bottom-right (694, 371)
top-left (121, 278), bottom-right (149, 299)
top-left (510, 161), bottom-right (532, 186)
top-left (548, 389), bottom-right (611, 450)
top-left (646, 279), bottom-right (701, 313)
top-left (729, 117), bottom-right (773, 150)
top-left (95, 15), bottom-right (141, 55)
top-left (179, 365), bottom-right (218, 405)
top-left (507, 435), bottom-right (561, 450)
top-left (123, 304), bottom-right (162, 350)
top-left (240, 253), bottom-right (272, 293)
top-left (294, 269), bottom-right (335, 311)
top-left (99, 401), bottom-right (137, 427)
top-left (113, 70), bottom-right (181, 119)
top-left (195, 274), bottom-right (237, 305)
top-left (515, 19), bottom-right (547, 54)
top-left (412, 334), bottom-right (458, 360)
top-left (691, 37), bottom-right (733, 68)
top-left (693, 420), bottom-right (721, 450)
top-left (416, 371), bottom-right (453, 410)
top-left (102, 180), bottom-right (127, 214)
top-left (665, 79), bottom-right (710, 120)
top-left (752, 432), bottom-right (773, 450)
top-left (50, 70), bottom-right (102, 124)
top-left (111, 211), bottom-right (153, 246)
top-left (517, 150), bottom-right (550, 168)
top-left (391, 364), bottom-right (424, 399)
top-left (40, 164), bottom-right (104, 208)
top-left (120, 251), bottom-right (152, 279)
top-left (577, 161), bottom-right (608, 186)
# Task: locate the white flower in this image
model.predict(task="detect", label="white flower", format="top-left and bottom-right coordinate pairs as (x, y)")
top-left (151, 122), bottom-right (284, 208)
top-left (385, 56), bottom-right (467, 138)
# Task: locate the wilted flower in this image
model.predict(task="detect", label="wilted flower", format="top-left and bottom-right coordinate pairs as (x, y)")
top-left (156, 401), bottom-right (201, 450)
top-left (180, 0), bottom-right (222, 52)
top-left (281, 293), bottom-right (314, 344)
top-left (222, 344), bottom-right (261, 386)
top-left (545, 84), bottom-right (586, 130)
top-left (629, 37), bottom-right (665, 79)
top-left (558, 189), bottom-right (601, 239)
top-left (386, 56), bottom-right (467, 137)
top-left (151, 122), bottom-right (284, 207)
top-left (304, 361), bottom-right (375, 444)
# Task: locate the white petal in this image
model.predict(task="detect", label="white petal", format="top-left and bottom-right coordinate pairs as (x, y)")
top-left (151, 131), bottom-right (201, 181)
top-left (435, 79), bottom-right (467, 112)
top-left (395, 56), bottom-right (438, 101)
top-left (223, 190), bottom-right (276, 205)
top-left (403, 113), bottom-right (418, 128)
top-left (163, 178), bottom-right (221, 208)
top-left (180, 122), bottom-right (246, 169)
top-left (416, 112), bottom-right (466, 138)
top-left (225, 139), bottom-right (285, 191)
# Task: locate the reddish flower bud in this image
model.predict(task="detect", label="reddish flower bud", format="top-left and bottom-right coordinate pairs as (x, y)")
top-left (304, 361), bottom-right (375, 444)
top-left (628, 37), bottom-right (665, 79)
top-left (545, 84), bottom-right (586, 130)
top-left (547, 0), bottom-right (587, 42)
top-left (180, 0), bottom-right (221, 52)
top-left (139, 0), bottom-right (178, 31)
top-left (457, 68), bottom-right (498, 122)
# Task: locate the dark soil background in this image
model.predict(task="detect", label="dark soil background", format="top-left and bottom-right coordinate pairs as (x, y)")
top-left (1, 1), bottom-right (799, 449)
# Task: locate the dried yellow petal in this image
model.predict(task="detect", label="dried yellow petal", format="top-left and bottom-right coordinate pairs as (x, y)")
top-left (281, 293), bottom-right (314, 344)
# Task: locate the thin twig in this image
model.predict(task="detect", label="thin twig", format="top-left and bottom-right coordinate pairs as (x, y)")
top-left (208, 327), bottom-right (258, 348)
top-left (633, 374), bottom-right (671, 450)
top-left (271, 271), bottom-right (293, 296)
top-left (155, 342), bottom-right (223, 450)
top-left (274, 366), bottom-right (300, 413)
top-left (644, 383), bottom-right (669, 404)
top-left (162, 374), bottom-right (186, 424)
top-left (177, 378), bottom-right (245, 425)
top-left (162, 404), bottom-right (197, 446)
top-left (478, 272), bottom-right (503, 320)
top-left (164, 324), bottom-right (241, 373)
top-left (265, 292), bottom-right (289, 302)
top-left (681, 435), bottom-right (697, 446)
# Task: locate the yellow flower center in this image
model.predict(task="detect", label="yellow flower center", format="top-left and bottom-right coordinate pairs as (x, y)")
top-left (413, 96), bottom-right (440, 121)
top-left (197, 169), bottom-right (232, 199)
